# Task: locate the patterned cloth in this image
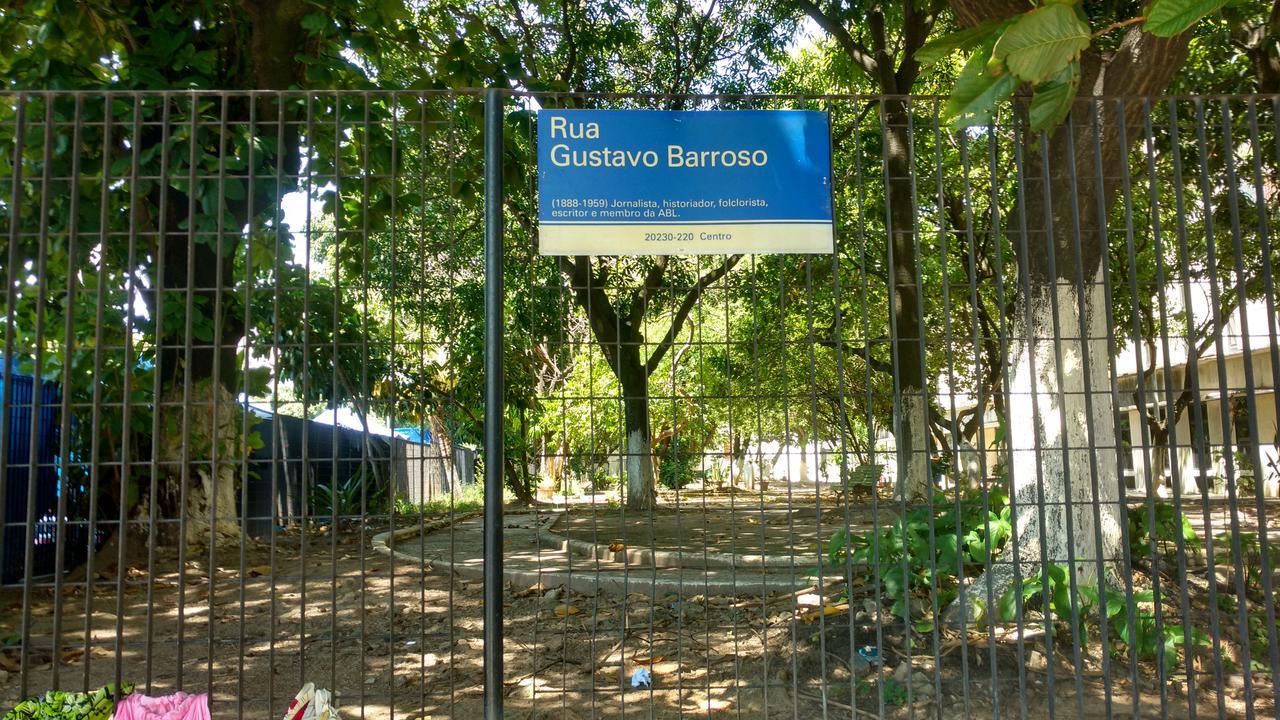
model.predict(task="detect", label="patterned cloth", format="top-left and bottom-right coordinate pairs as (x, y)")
top-left (3, 684), bottom-right (132, 720)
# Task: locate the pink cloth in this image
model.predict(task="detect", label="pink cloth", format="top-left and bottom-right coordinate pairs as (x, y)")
top-left (112, 692), bottom-right (210, 720)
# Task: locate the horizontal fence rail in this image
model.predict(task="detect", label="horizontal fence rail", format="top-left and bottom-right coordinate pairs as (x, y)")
top-left (0, 90), bottom-right (1277, 720)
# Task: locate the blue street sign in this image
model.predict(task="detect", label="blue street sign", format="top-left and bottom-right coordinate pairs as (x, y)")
top-left (537, 109), bottom-right (833, 255)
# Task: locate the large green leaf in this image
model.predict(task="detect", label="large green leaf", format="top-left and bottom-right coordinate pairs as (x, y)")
top-left (915, 18), bottom-right (1007, 67)
top-left (1028, 61), bottom-right (1080, 132)
top-left (998, 585), bottom-right (1019, 621)
top-left (993, 4), bottom-right (1091, 85)
top-left (945, 38), bottom-right (1019, 128)
top-left (1143, 0), bottom-right (1229, 37)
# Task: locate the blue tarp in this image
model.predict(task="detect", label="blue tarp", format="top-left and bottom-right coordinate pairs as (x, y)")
top-left (392, 427), bottom-right (432, 445)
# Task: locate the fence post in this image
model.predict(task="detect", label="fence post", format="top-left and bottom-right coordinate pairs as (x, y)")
top-left (482, 87), bottom-right (505, 720)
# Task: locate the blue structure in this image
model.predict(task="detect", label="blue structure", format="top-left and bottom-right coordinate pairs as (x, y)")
top-left (1, 360), bottom-right (92, 584)
top-left (392, 427), bottom-right (433, 445)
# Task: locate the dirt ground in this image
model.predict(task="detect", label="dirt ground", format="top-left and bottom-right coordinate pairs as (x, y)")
top-left (554, 488), bottom-right (888, 560)
top-left (0, 500), bottom-right (1274, 719)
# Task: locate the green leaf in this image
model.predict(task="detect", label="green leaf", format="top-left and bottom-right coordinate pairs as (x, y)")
top-left (1022, 579), bottom-right (1043, 602)
top-left (915, 18), bottom-right (1007, 67)
top-left (1046, 564), bottom-right (1068, 585)
top-left (1143, 0), bottom-right (1228, 37)
top-left (1051, 581), bottom-right (1071, 616)
top-left (890, 596), bottom-right (908, 619)
top-left (998, 585), bottom-right (1019, 621)
top-left (883, 568), bottom-right (906, 598)
top-left (1028, 61), bottom-right (1080, 132)
top-left (993, 4), bottom-right (1092, 84)
top-left (945, 38), bottom-right (1019, 127)
top-left (223, 178), bottom-right (245, 201)
top-left (1105, 593), bottom-right (1127, 618)
top-left (300, 12), bottom-right (329, 32)
top-left (936, 534), bottom-right (959, 568)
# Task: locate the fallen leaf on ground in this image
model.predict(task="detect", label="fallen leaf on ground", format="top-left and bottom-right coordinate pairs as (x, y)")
top-left (553, 604), bottom-right (580, 617)
top-left (799, 603), bottom-right (850, 623)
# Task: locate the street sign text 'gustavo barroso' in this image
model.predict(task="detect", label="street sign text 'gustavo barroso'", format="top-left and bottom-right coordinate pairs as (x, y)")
top-left (537, 109), bottom-right (833, 255)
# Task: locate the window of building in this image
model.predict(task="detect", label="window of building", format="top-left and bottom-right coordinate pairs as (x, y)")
top-left (1190, 400), bottom-right (1212, 471)
top-left (1119, 415), bottom-right (1135, 487)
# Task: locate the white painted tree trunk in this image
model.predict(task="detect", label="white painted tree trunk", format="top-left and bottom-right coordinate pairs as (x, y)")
top-left (619, 370), bottom-right (656, 508)
top-left (625, 426), bottom-right (655, 507)
top-left (952, 274), bottom-right (1125, 622)
top-left (798, 429), bottom-right (810, 484)
top-left (897, 395), bottom-right (932, 500)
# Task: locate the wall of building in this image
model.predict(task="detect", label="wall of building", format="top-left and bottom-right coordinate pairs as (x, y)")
top-left (1120, 347), bottom-right (1278, 497)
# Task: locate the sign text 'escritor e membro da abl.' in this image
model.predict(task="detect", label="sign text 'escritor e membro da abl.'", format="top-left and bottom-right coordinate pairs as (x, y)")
top-left (536, 109), bottom-right (834, 256)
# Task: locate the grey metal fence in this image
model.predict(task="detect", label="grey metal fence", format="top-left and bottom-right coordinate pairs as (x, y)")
top-left (0, 90), bottom-right (1277, 720)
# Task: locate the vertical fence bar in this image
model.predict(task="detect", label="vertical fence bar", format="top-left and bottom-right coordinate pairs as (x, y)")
top-left (483, 86), bottom-right (505, 720)
top-left (82, 93), bottom-right (113, 692)
top-left (18, 94), bottom-right (55, 703)
top-left (0, 94), bottom-right (25, 621)
top-left (50, 92), bottom-right (86, 694)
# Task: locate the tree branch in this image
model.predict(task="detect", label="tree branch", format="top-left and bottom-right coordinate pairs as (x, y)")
top-left (644, 255), bottom-right (742, 374)
top-left (791, 0), bottom-right (879, 80)
top-left (814, 337), bottom-right (895, 375)
top-left (558, 255), bottom-right (624, 371)
top-left (629, 255), bottom-right (670, 329)
top-left (557, 0), bottom-right (577, 88)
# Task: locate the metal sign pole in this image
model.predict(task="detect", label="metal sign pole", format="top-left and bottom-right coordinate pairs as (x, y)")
top-left (482, 87), bottom-right (505, 720)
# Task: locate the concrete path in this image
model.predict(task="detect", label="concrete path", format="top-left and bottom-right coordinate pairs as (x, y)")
top-left (372, 511), bottom-right (814, 598)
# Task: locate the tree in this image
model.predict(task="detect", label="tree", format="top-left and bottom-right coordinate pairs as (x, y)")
top-left (0, 0), bottom-right (420, 546)
top-left (931, 0), bottom-right (1239, 615)
top-left (785, 0), bottom-right (944, 500)
top-left (427, 0), bottom-right (793, 508)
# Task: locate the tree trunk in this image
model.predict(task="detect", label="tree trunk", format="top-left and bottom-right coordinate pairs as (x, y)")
top-left (155, 382), bottom-right (243, 548)
top-left (1149, 423), bottom-right (1171, 494)
top-left (426, 411), bottom-right (453, 500)
top-left (619, 361), bottom-right (656, 509)
top-left (731, 433), bottom-right (747, 488)
top-left (974, 273), bottom-right (1125, 612)
top-left (503, 458), bottom-right (538, 505)
top-left (797, 426), bottom-right (810, 484)
top-left (885, 111), bottom-right (932, 501)
top-left (159, 229), bottom-right (240, 392)
top-left (937, 6), bottom-right (1195, 625)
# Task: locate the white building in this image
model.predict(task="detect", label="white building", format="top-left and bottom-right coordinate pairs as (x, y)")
top-left (947, 288), bottom-right (1280, 498)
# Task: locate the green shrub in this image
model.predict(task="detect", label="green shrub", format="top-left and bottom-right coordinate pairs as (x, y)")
top-left (394, 483), bottom-right (484, 516)
top-left (1127, 502), bottom-right (1200, 561)
top-left (821, 488), bottom-right (1012, 618)
top-left (1215, 531), bottom-right (1279, 598)
top-left (657, 442), bottom-right (699, 490)
top-left (311, 467), bottom-right (388, 520)
top-left (1001, 568), bottom-right (1209, 669)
